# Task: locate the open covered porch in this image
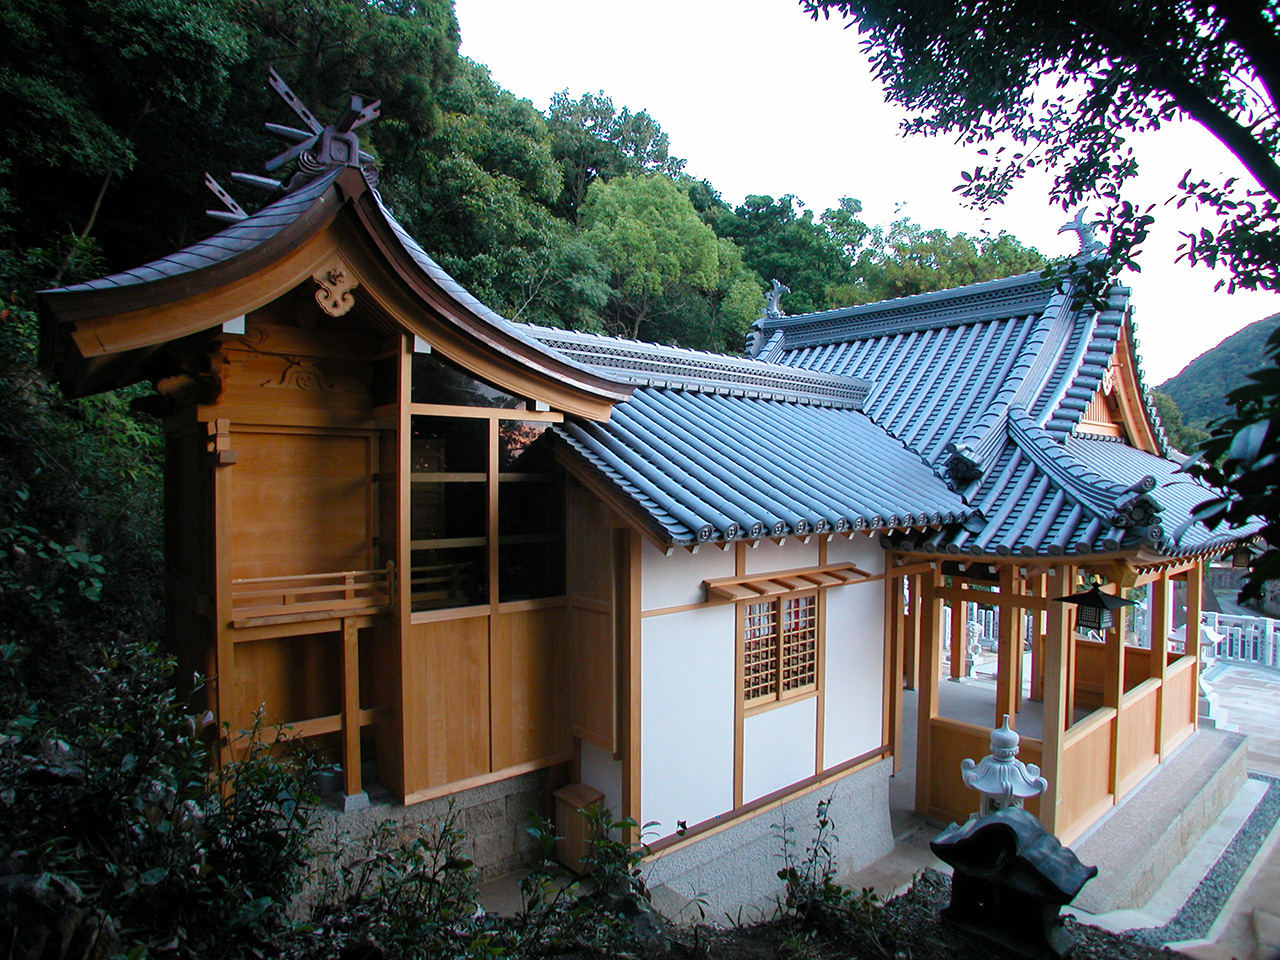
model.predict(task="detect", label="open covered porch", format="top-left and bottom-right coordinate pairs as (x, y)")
top-left (887, 554), bottom-right (1205, 844)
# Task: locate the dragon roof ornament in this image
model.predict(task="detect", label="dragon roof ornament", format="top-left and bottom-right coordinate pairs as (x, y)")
top-left (1058, 210), bottom-right (1106, 259)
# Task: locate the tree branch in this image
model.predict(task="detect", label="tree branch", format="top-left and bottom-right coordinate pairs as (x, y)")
top-left (1153, 64), bottom-right (1280, 202)
top-left (1205, 0), bottom-right (1280, 115)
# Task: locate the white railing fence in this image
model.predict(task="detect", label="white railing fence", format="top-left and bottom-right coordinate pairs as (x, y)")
top-left (1203, 610), bottom-right (1280, 669)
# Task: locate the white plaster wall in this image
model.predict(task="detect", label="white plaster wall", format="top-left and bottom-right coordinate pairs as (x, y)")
top-left (824, 532), bottom-right (883, 572)
top-left (641, 538), bottom-right (735, 611)
top-left (641, 604), bottom-right (736, 836)
top-left (579, 739), bottom-right (623, 822)
top-left (742, 697), bottom-right (818, 804)
top-left (743, 537), bottom-right (819, 575)
top-left (823, 535), bottom-right (887, 765)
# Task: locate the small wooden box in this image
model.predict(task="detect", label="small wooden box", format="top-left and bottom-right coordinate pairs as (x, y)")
top-left (553, 783), bottom-right (605, 875)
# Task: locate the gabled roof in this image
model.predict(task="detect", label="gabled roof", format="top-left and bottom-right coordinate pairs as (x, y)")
top-left (555, 388), bottom-right (972, 545)
top-left (515, 325), bottom-right (968, 545)
top-left (759, 271), bottom-right (1257, 560)
top-left (39, 166), bottom-right (631, 417)
top-left (520, 325), bottom-right (869, 408)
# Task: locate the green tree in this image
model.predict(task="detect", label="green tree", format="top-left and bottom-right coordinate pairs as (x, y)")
top-left (803, 0), bottom-right (1280, 294)
top-left (547, 90), bottom-right (686, 222)
top-left (581, 174), bottom-right (760, 345)
top-left (833, 218), bottom-right (1044, 304)
top-left (383, 60), bottom-right (610, 328)
top-left (715, 195), bottom-right (851, 315)
top-left (1151, 391), bottom-right (1210, 454)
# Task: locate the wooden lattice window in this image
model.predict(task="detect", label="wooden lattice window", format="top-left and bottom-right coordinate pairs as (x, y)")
top-left (742, 594), bottom-right (817, 705)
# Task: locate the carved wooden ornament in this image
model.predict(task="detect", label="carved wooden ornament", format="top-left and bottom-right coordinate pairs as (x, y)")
top-left (313, 266), bottom-right (359, 317)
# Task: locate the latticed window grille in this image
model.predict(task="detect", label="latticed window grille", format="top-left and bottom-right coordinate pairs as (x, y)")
top-left (781, 595), bottom-right (817, 692)
top-left (742, 594), bottom-right (817, 704)
top-left (743, 601), bottom-right (779, 702)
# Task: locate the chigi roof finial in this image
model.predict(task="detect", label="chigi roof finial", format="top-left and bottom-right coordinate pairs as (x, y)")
top-left (204, 69), bottom-right (384, 221)
top-left (1058, 209), bottom-right (1106, 258)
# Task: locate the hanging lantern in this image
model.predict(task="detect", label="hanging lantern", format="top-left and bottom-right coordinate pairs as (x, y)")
top-left (1232, 545), bottom-right (1252, 569)
top-left (1052, 585), bottom-right (1136, 631)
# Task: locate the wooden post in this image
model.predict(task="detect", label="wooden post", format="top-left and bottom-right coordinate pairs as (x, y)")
top-left (914, 565), bottom-right (943, 816)
top-left (1151, 570), bottom-right (1171, 757)
top-left (996, 565), bottom-right (1020, 727)
top-left (903, 574), bottom-right (921, 690)
top-left (1040, 564), bottom-right (1073, 835)
top-left (341, 617), bottom-right (363, 798)
top-left (1030, 573), bottom-right (1046, 702)
top-left (950, 599), bottom-right (966, 681)
top-left (886, 570), bottom-right (905, 774)
top-left (616, 528), bottom-right (643, 844)
top-left (1106, 593), bottom-right (1127, 798)
top-left (210, 418), bottom-right (236, 770)
top-left (1186, 563), bottom-right (1203, 732)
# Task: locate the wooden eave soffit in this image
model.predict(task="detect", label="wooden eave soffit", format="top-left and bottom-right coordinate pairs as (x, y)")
top-left (704, 562), bottom-right (871, 602)
top-left (1076, 325), bottom-right (1160, 455)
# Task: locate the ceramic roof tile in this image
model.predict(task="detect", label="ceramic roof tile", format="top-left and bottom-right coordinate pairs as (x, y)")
top-left (555, 387), bottom-right (972, 545)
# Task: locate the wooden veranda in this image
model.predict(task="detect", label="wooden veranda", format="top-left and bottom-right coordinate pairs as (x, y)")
top-left (886, 553), bottom-right (1204, 844)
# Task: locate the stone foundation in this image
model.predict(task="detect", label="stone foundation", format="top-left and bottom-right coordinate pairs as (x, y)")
top-left (643, 759), bottom-right (894, 924)
top-left (311, 764), bottom-right (568, 883)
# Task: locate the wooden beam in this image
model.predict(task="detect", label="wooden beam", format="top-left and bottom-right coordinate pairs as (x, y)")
top-left (1186, 562), bottom-right (1203, 735)
top-left (617, 528), bottom-right (643, 844)
top-left (950, 598), bottom-right (966, 681)
top-left (887, 565), bottom-right (904, 774)
top-left (903, 573), bottom-right (921, 691)
top-left (1151, 569), bottom-right (1171, 758)
top-left (936, 584), bottom-right (1051, 611)
top-left (1106, 598), bottom-right (1127, 800)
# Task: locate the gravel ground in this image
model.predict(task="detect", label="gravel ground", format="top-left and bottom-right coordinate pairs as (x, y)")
top-left (1128, 771), bottom-right (1280, 946)
top-left (668, 869), bottom-right (1179, 960)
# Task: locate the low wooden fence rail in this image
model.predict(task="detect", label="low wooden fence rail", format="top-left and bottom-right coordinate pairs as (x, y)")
top-left (231, 564), bottom-right (393, 627)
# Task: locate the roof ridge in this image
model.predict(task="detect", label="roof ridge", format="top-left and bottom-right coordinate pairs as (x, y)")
top-left (762, 271), bottom-right (1054, 352)
top-left (1006, 409), bottom-right (1124, 520)
top-left (516, 324), bottom-right (871, 408)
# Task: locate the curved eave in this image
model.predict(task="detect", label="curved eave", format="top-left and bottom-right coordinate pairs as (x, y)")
top-left (39, 167), bottom-right (631, 417)
top-left (345, 181), bottom-right (631, 418)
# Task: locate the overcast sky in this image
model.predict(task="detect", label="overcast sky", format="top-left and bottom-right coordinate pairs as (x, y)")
top-left (455, 0), bottom-right (1278, 385)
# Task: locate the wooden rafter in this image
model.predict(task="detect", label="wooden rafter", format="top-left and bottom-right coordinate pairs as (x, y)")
top-left (703, 562), bottom-right (870, 602)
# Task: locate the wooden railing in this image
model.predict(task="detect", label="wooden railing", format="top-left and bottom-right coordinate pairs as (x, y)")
top-left (231, 563), bottom-right (393, 627)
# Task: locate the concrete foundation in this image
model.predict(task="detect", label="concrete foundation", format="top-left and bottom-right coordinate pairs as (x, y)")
top-left (643, 759), bottom-right (894, 924)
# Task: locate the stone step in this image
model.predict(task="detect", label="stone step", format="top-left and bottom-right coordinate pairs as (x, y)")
top-left (1070, 727), bottom-right (1248, 916)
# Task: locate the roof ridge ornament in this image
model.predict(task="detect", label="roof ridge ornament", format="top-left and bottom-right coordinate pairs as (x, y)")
top-left (765, 279), bottom-right (790, 319)
top-left (264, 67), bottom-right (381, 192)
top-left (1058, 209), bottom-right (1106, 259)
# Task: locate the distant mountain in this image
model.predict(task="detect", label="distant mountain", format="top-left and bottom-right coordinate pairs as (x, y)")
top-left (1157, 313), bottom-right (1280, 428)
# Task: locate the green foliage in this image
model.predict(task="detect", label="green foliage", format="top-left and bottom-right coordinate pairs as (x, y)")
top-left (583, 174), bottom-right (762, 347)
top-left (548, 89), bottom-right (687, 223)
top-left (0, 251), bottom-right (164, 676)
top-left (1184, 323), bottom-right (1280, 603)
top-left (1158, 314), bottom-right (1280, 428)
top-left (1, 637), bottom-right (318, 957)
top-left (804, 0), bottom-right (1280, 296)
top-left (1151, 392), bottom-right (1209, 454)
top-left (716, 195), bottom-right (851, 315)
top-left (836, 218), bottom-right (1045, 305)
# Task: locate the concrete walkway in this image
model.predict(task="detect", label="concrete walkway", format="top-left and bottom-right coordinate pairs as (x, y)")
top-left (849, 662), bottom-right (1280, 960)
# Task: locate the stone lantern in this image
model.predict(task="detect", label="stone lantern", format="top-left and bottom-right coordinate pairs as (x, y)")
top-left (961, 715), bottom-right (1048, 818)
